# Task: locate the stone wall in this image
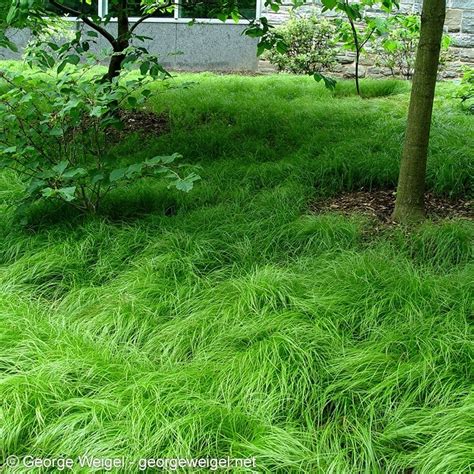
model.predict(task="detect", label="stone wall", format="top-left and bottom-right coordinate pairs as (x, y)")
top-left (260, 0), bottom-right (474, 78)
top-left (1, 22), bottom-right (258, 71)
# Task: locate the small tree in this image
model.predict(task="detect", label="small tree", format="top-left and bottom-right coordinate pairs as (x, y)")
top-left (7, 0), bottom-right (174, 81)
top-left (0, 26), bottom-right (200, 214)
top-left (392, 0), bottom-right (447, 222)
top-left (324, 0), bottom-right (398, 95)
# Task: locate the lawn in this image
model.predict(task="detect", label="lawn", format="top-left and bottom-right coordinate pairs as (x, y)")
top-left (1, 71), bottom-right (473, 472)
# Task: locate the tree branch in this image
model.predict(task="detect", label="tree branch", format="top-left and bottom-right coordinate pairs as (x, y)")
top-left (360, 27), bottom-right (376, 50)
top-left (130, 0), bottom-right (174, 34)
top-left (49, 0), bottom-right (116, 46)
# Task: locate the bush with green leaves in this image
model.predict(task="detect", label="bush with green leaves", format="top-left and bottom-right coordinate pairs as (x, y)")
top-left (0, 33), bottom-right (200, 214)
top-left (265, 14), bottom-right (339, 75)
top-left (455, 66), bottom-right (474, 113)
top-left (371, 14), bottom-right (451, 79)
top-left (0, 0), bottom-right (14, 50)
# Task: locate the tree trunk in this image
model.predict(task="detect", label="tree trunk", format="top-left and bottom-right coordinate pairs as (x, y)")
top-left (348, 17), bottom-right (361, 96)
top-left (355, 48), bottom-right (361, 96)
top-left (392, 0), bottom-right (446, 223)
top-left (105, 0), bottom-right (130, 81)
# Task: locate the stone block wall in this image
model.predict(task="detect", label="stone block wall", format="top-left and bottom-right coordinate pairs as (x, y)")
top-left (260, 0), bottom-right (474, 78)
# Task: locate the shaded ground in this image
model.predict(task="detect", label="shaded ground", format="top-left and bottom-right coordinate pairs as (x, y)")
top-left (117, 110), bottom-right (170, 136)
top-left (312, 189), bottom-right (473, 223)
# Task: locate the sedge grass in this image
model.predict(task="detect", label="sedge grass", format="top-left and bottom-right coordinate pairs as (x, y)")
top-left (0, 69), bottom-right (473, 473)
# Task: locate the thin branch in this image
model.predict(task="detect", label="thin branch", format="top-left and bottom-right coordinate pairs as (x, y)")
top-left (130, 1), bottom-right (174, 33)
top-left (49, 0), bottom-right (116, 46)
top-left (360, 27), bottom-right (376, 50)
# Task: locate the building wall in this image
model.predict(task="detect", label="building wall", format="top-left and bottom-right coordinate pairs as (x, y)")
top-left (2, 1), bottom-right (473, 74)
top-left (261, 0), bottom-right (474, 78)
top-left (1, 21), bottom-right (259, 71)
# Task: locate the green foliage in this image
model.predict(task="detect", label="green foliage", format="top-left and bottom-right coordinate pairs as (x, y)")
top-left (372, 14), bottom-right (451, 79)
top-left (0, 0), bottom-right (16, 51)
top-left (265, 14), bottom-right (339, 75)
top-left (327, 0), bottom-right (399, 95)
top-left (456, 66), bottom-right (474, 113)
top-left (0, 36), bottom-right (199, 214)
top-left (321, 0), bottom-right (399, 17)
top-left (0, 71), bottom-right (473, 472)
top-left (0, 1), bottom-right (8, 25)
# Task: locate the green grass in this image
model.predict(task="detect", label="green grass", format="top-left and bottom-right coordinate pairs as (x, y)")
top-left (1, 70), bottom-right (473, 473)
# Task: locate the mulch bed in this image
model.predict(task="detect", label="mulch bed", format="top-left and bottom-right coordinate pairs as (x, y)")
top-left (117, 110), bottom-right (170, 136)
top-left (311, 189), bottom-right (473, 223)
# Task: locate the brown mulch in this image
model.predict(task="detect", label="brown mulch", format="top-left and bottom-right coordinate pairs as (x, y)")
top-left (311, 189), bottom-right (473, 223)
top-left (117, 110), bottom-right (170, 136)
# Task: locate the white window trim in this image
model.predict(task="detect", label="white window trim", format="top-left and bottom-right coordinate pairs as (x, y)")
top-left (61, 0), bottom-right (262, 24)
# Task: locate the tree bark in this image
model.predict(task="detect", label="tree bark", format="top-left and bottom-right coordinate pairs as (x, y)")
top-left (106, 0), bottom-right (130, 81)
top-left (392, 0), bottom-right (446, 223)
top-left (348, 17), bottom-right (361, 96)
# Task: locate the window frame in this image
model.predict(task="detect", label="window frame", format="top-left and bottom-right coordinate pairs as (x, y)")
top-left (61, 0), bottom-right (262, 24)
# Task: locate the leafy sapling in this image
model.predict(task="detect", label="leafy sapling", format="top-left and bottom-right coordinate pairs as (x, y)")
top-left (0, 31), bottom-right (200, 215)
top-left (323, 0), bottom-right (399, 96)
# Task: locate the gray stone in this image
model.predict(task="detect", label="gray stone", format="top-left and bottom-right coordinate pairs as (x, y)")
top-left (461, 10), bottom-right (474, 34)
top-left (342, 66), bottom-right (366, 79)
top-left (367, 66), bottom-right (394, 77)
top-left (441, 69), bottom-right (460, 78)
top-left (445, 9), bottom-right (463, 32)
top-left (450, 33), bottom-right (474, 48)
top-left (453, 47), bottom-right (474, 62)
top-left (450, 0), bottom-right (474, 8)
top-left (336, 52), bottom-right (356, 64)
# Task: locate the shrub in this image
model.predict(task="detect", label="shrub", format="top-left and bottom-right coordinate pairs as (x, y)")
top-left (372, 14), bottom-right (451, 80)
top-left (0, 1), bottom-right (12, 50)
top-left (0, 32), bottom-right (200, 214)
top-left (456, 66), bottom-right (474, 113)
top-left (265, 14), bottom-right (339, 75)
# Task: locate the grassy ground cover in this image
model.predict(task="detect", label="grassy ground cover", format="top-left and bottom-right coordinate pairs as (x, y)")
top-left (1, 70), bottom-right (473, 472)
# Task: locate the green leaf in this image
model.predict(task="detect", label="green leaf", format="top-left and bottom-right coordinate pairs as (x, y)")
top-left (127, 96), bottom-right (138, 107)
top-left (65, 54), bottom-right (81, 66)
top-left (52, 161), bottom-right (69, 175)
top-left (126, 162), bottom-right (143, 178)
top-left (3, 146), bottom-right (17, 154)
top-left (275, 41), bottom-right (288, 54)
top-left (58, 186), bottom-right (77, 202)
top-left (90, 106), bottom-right (105, 117)
top-left (109, 168), bottom-right (127, 182)
top-left (91, 173), bottom-right (105, 185)
top-left (314, 73), bottom-right (337, 90)
top-left (63, 167), bottom-right (86, 179)
top-left (146, 153), bottom-right (180, 166)
top-left (173, 173), bottom-right (201, 193)
top-left (41, 187), bottom-right (57, 198)
top-left (26, 178), bottom-right (46, 194)
top-left (140, 61), bottom-right (150, 76)
top-left (57, 60), bottom-right (68, 74)
top-left (174, 179), bottom-right (194, 193)
top-left (321, 0), bottom-right (337, 9)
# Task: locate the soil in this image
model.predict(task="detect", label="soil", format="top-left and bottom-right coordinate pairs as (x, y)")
top-left (311, 189), bottom-right (473, 223)
top-left (117, 110), bottom-right (170, 136)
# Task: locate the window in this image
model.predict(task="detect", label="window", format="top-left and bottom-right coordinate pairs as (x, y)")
top-left (47, 0), bottom-right (98, 15)
top-left (180, 0), bottom-right (256, 20)
top-left (109, 0), bottom-right (173, 18)
top-left (48, 0), bottom-right (258, 21)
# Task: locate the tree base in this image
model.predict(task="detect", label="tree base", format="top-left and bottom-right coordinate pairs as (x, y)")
top-left (392, 204), bottom-right (425, 224)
